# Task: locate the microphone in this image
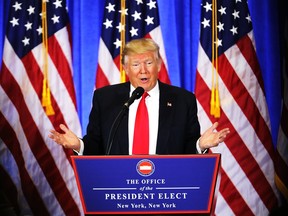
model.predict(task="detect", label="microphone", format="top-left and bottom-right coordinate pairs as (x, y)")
top-left (123, 87), bottom-right (144, 108)
top-left (106, 86), bottom-right (145, 155)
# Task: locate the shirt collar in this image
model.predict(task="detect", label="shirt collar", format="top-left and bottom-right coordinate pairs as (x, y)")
top-left (130, 81), bottom-right (160, 97)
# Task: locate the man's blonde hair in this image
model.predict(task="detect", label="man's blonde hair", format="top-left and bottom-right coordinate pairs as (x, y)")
top-left (121, 38), bottom-right (160, 65)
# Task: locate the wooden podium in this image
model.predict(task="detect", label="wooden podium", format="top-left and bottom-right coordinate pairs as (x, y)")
top-left (71, 154), bottom-right (220, 215)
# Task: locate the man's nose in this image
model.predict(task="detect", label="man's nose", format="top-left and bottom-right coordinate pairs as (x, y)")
top-left (139, 63), bottom-right (147, 73)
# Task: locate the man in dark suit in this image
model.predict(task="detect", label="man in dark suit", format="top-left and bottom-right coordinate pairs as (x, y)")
top-left (49, 38), bottom-right (230, 155)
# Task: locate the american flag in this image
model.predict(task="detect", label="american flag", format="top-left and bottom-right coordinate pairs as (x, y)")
top-left (195, 0), bottom-right (280, 215)
top-left (0, 0), bottom-right (83, 215)
top-left (95, 0), bottom-right (170, 88)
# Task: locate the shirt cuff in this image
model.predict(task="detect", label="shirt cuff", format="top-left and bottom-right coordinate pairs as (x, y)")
top-left (73, 139), bottom-right (84, 155)
top-left (196, 138), bottom-right (208, 154)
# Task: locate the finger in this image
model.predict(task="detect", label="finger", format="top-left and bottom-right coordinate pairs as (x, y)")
top-left (221, 128), bottom-right (230, 132)
top-left (218, 132), bottom-right (229, 142)
top-left (211, 122), bottom-right (219, 131)
top-left (49, 129), bottom-right (56, 133)
top-left (50, 129), bottom-right (60, 135)
top-left (49, 134), bottom-right (60, 144)
top-left (208, 122), bottom-right (219, 133)
top-left (222, 129), bottom-right (230, 137)
top-left (48, 134), bottom-right (54, 139)
top-left (59, 124), bottom-right (69, 133)
top-left (219, 128), bottom-right (230, 135)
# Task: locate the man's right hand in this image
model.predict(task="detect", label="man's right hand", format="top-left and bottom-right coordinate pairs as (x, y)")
top-left (49, 124), bottom-right (81, 152)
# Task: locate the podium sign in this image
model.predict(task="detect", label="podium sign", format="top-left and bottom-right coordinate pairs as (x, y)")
top-left (71, 154), bottom-right (220, 215)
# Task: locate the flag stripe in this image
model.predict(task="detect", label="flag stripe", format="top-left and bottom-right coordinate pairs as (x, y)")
top-left (211, 192), bottom-right (234, 216)
top-left (196, 45), bottom-right (275, 181)
top-left (236, 34), bottom-right (265, 92)
top-left (30, 28), bottom-right (81, 135)
top-left (226, 33), bottom-right (270, 125)
top-left (0, 84), bottom-right (59, 214)
top-left (97, 38), bottom-right (121, 85)
top-left (219, 168), bottom-right (254, 216)
top-left (0, 64), bottom-right (80, 215)
top-left (195, 102), bottom-right (261, 215)
top-left (0, 1), bottom-right (82, 214)
top-left (0, 110), bottom-right (50, 215)
top-left (0, 113), bottom-right (49, 215)
top-left (96, 64), bottom-right (110, 88)
top-left (220, 51), bottom-right (275, 159)
top-left (196, 100), bottom-right (268, 215)
top-left (48, 34), bottom-right (76, 106)
top-left (22, 49), bottom-right (75, 165)
top-left (5, 37), bottom-right (75, 167)
top-left (195, 70), bottom-right (277, 214)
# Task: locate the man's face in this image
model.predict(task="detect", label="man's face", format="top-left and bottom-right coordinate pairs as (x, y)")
top-left (124, 51), bottom-right (161, 92)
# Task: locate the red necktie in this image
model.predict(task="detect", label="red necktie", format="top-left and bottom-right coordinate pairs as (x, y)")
top-left (133, 92), bottom-right (149, 155)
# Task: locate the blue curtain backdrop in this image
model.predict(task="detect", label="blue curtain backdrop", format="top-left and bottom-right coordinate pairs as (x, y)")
top-left (0, 0), bottom-right (281, 146)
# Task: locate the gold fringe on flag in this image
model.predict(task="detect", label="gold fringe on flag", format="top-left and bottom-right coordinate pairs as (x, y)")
top-left (210, 0), bottom-right (220, 118)
top-left (41, 0), bottom-right (54, 115)
top-left (120, 0), bottom-right (126, 83)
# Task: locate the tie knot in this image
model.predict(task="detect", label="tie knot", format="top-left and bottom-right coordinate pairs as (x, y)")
top-left (142, 92), bottom-right (149, 99)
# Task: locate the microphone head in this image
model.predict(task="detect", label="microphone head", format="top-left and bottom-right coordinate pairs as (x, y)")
top-left (133, 87), bottom-right (144, 99)
top-left (123, 86), bottom-right (145, 108)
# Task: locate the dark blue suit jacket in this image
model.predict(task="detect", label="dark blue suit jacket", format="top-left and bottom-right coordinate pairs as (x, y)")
top-left (83, 81), bottom-right (200, 155)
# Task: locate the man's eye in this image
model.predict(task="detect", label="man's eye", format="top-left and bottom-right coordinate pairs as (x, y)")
top-left (132, 63), bottom-right (139, 67)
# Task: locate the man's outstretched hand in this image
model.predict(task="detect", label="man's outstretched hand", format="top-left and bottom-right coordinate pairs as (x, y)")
top-left (49, 124), bottom-right (81, 152)
top-left (199, 122), bottom-right (230, 151)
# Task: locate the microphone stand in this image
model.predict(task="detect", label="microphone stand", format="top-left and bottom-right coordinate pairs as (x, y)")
top-left (105, 106), bottom-right (128, 155)
top-left (105, 87), bottom-right (144, 155)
